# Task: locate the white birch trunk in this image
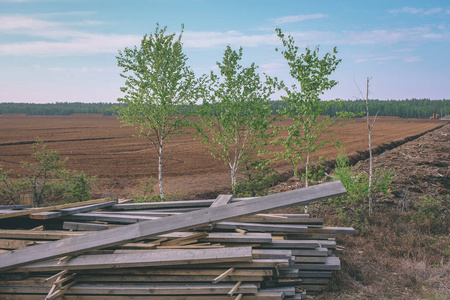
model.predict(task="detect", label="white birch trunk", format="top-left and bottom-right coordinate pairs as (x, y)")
top-left (158, 138), bottom-right (165, 199)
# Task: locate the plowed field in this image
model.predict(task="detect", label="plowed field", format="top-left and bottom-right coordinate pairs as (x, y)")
top-left (0, 115), bottom-right (446, 199)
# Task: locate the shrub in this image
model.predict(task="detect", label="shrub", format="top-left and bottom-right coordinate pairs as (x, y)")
top-left (234, 159), bottom-right (280, 197)
top-left (412, 195), bottom-right (449, 234)
top-left (0, 140), bottom-right (96, 206)
top-left (329, 152), bottom-right (394, 229)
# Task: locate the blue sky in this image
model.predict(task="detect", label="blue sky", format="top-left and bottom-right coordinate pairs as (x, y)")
top-left (0, 0), bottom-right (449, 103)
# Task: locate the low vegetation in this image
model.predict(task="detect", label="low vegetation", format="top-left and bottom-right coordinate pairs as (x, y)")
top-left (0, 140), bottom-right (96, 207)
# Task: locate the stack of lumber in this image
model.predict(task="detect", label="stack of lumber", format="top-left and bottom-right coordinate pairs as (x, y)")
top-left (0, 181), bottom-right (354, 299)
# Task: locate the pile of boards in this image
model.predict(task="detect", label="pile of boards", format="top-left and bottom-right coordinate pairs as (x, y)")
top-left (0, 181), bottom-right (354, 300)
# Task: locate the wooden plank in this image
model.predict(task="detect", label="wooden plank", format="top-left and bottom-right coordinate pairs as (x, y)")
top-left (80, 268), bottom-right (273, 277)
top-left (30, 201), bottom-right (117, 220)
top-left (69, 283), bottom-right (259, 295)
top-left (0, 283), bottom-right (259, 295)
top-left (0, 295), bottom-right (283, 300)
top-left (63, 221), bottom-right (109, 231)
top-left (214, 222), bottom-right (308, 233)
top-left (290, 248), bottom-right (329, 257)
top-left (110, 200), bottom-right (215, 210)
top-left (0, 239), bottom-right (39, 250)
top-left (0, 198), bottom-right (111, 219)
top-left (12, 247), bottom-right (253, 272)
top-left (294, 256), bottom-right (328, 263)
top-left (0, 205), bottom-right (29, 210)
top-left (66, 212), bottom-right (159, 224)
top-left (210, 194), bottom-right (233, 207)
top-left (252, 249), bottom-right (293, 259)
top-left (0, 181), bottom-right (346, 271)
top-left (282, 257), bottom-right (341, 271)
top-left (74, 274), bottom-right (264, 283)
top-left (231, 216), bottom-right (324, 224)
top-left (0, 230), bottom-right (87, 240)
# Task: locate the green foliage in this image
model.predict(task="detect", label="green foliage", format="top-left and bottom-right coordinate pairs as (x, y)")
top-left (133, 176), bottom-right (162, 202)
top-left (234, 159), bottom-right (280, 197)
top-left (301, 156), bottom-right (329, 185)
top-left (0, 166), bottom-right (23, 204)
top-left (329, 152), bottom-right (394, 229)
top-left (412, 195), bottom-right (449, 234)
top-left (115, 24), bottom-right (197, 198)
top-left (271, 27), bottom-right (353, 187)
top-left (0, 140), bottom-right (96, 206)
top-left (133, 176), bottom-right (187, 202)
top-left (193, 46), bottom-right (275, 189)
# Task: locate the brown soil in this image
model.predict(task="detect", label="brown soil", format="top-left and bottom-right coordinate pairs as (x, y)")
top-left (0, 115), bottom-right (446, 200)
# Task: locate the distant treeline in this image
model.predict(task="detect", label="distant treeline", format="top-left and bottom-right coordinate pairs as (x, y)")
top-left (1, 99), bottom-right (449, 119)
top-left (0, 102), bottom-right (116, 116)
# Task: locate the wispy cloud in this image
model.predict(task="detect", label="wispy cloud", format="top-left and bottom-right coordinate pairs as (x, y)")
top-left (183, 31), bottom-right (279, 48)
top-left (388, 7), bottom-right (443, 15)
top-left (271, 14), bottom-right (328, 25)
top-left (0, 34), bottom-right (140, 56)
top-left (342, 26), bottom-right (448, 45)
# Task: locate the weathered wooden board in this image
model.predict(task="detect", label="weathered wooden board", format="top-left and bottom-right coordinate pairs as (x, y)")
top-left (110, 200), bottom-right (215, 210)
top-left (12, 247), bottom-right (253, 272)
top-left (0, 181), bottom-right (346, 271)
top-left (281, 257), bottom-right (341, 271)
top-left (210, 195), bottom-right (233, 207)
top-left (0, 198), bottom-right (111, 219)
top-left (231, 216), bottom-right (324, 224)
top-left (63, 221), bottom-right (109, 231)
top-left (213, 221), bottom-right (308, 233)
top-left (0, 239), bottom-right (40, 250)
top-left (0, 283), bottom-right (259, 295)
top-left (80, 268), bottom-right (273, 276)
top-left (0, 292), bottom-right (283, 300)
top-left (29, 201), bottom-right (117, 220)
top-left (74, 274), bottom-right (265, 283)
top-left (0, 229), bottom-right (87, 240)
top-left (66, 212), bottom-right (159, 223)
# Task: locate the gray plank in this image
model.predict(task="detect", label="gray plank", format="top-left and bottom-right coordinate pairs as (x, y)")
top-left (210, 194), bottom-right (233, 207)
top-left (0, 180), bottom-right (346, 271)
top-left (214, 221), bottom-right (308, 233)
top-left (63, 221), bottom-right (109, 231)
top-left (13, 247), bottom-right (253, 272)
top-left (111, 200), bottom-right (215, 210)
top-left (29, 201), bottom-right (117, 220)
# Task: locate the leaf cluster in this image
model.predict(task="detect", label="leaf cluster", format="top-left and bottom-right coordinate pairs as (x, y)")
top-left (193, 46), bottom-right (275, 181)
top-left (115, 24), bottom-right (197, 149)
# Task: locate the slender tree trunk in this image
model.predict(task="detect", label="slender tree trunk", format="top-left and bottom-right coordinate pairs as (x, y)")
top-left (158, 138), bottom-right (165, 199)
top-left (305, 151), bottom-right (310, 188)
top-left (365, 77), bottom-right (373, 215)
top-left (230, 167), bottom-right (237, 191)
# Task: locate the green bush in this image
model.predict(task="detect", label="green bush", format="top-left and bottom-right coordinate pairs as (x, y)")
top-left (329, 152), bottom-right (394, 229)
top-left (234, 159), bottom-right (280, 197)
top-left (133, 176), bottom-right (187, 202)
top-left (0, 140), bottom-right (96, 206)
top-left (412, 195), bottom-right (449, 234)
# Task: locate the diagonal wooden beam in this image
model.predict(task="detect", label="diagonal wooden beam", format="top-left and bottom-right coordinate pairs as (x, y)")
top-left (0, 180), bottom-right (346, 272)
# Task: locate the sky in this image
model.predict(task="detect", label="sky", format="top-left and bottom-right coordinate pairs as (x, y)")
top-left (0, 0), bottom-right (449, 103)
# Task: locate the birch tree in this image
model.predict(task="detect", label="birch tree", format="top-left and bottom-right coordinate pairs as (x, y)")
top-left (194, 46), bottom-right (274, 190)
top-left (272, 28), bottom-right (347, 188)
top-left (116, 25), bottom-right (197, 199)
top-left (356, 76), bottom-right (378, 215)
